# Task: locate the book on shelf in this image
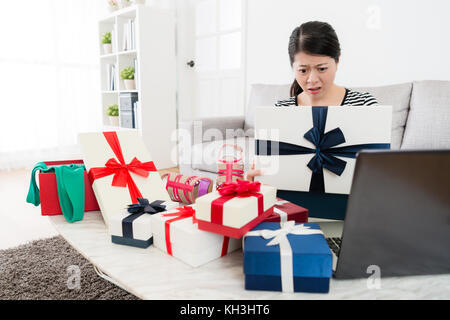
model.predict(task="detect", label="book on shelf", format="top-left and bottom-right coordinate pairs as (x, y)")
top-left (111, 64), bottom-right (116, 91)
top-left (106, 64), bottom-right (110, 90)
top-left (134, 58), bottom-right (138, 89)
top-left (122, 24), bottom-right (126, 51)
top-left (128, 20), bottom-right (132, 51)
top-left (111, 29), bottom-right (115, 53)
top-left (119, 92), bottom-right (138, 129)
top-left (122, 19), bottom-right (135, 51)
top-left (130, 19), bottom-right (135, 50)
top-left (106, 63), bottom-right (116, 91)
top-left (133, 101), bottom-right (139, 129)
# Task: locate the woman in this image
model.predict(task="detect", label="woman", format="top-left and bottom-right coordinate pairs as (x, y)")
top-left (247, 20), bottom-right (378, 180)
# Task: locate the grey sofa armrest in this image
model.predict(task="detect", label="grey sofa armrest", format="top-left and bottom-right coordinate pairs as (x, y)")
top-left (179, 116), bottom-right (246, 145)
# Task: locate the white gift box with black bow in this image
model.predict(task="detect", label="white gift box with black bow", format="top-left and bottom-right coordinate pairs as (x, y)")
top-left (254, 106), bottom-right (392, 194)
top-left (110, 199), bottom-right (179, 248)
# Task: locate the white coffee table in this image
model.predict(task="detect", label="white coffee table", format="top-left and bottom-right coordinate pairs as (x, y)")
top-left (49, 212), bottom-right (450, 300)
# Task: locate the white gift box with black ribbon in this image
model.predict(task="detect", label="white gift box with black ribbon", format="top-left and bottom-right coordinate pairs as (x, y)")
top-left (110, 199), bottom-right (179, 248)
top-left (254, 106), bottom-right (392, 194)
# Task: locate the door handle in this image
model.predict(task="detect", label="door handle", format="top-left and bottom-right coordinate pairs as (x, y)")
top-left (186, 60), bottom-right (195, 68)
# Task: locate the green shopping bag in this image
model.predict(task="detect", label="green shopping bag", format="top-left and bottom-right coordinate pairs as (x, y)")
top-left (26, 162), bottom-right (86, 223)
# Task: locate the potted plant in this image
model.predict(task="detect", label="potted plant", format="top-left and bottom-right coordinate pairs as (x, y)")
top-left (107, 0), bottom-right (119, 12)
top-left (101, 32), bottom-right (112, 55)
top-left (120, 66), bottom-right (136, 90)
top-left (107, 104), bottom-right (119, 126)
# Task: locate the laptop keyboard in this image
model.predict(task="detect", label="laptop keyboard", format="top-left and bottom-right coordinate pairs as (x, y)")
top-left (326, 237), bottom-right (342, 257)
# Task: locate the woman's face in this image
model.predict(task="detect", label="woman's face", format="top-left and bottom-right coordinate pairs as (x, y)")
top-left (293, 52), bottom-right (339, 98)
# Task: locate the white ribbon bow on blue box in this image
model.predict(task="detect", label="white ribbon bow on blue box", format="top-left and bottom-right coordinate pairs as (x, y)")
top-left (244, 221), bottom-right (331, 293)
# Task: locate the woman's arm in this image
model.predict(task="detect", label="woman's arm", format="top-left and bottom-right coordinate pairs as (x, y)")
top-left (245, 161), bottom-right (262, 181)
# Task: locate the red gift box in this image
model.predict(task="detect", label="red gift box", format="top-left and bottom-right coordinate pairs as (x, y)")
top-left (262, 197), bottom-right (309, 223)
top-left (197, 206), bottom-right (274, 239)
top-left (39, 160), bottom-right (99, 216)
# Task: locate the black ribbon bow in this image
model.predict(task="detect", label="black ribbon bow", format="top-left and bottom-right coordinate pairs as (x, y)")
top-left (127, 198), bottom-right (167, 214)
top-left (255, 107), bottom-right (390, 193)
top-left (122, 198), bottom-right (167, 238)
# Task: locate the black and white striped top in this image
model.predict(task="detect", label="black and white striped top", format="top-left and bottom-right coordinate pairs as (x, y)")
top-left (275, 88), bottom-right (378, 107)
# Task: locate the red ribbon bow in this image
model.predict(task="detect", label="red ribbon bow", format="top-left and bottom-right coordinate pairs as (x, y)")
top-left (217, 179), bottom-right (261, 197)
top-left (162, 206), bottom-right (230, 257)
top-left (88, 132), bottom-right (157, 204)
top-left (211, 179), bottom-right (264, 226)
top-left (162, 206), bottom-right (197, 223)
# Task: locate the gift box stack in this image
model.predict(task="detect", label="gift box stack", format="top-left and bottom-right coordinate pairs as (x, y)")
top-left (26, 105), bottom-right (396, 294)
top-left (28, 129), bottom-right (339, 294)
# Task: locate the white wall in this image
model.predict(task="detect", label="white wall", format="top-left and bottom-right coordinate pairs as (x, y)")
top-left (245, 0), bottom-right (450, 92)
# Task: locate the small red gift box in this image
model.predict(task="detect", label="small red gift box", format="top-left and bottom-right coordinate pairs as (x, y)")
top-left (262, 198), bottom-right (309, 223)
top-left (39, 160), bottom-right (99, 216)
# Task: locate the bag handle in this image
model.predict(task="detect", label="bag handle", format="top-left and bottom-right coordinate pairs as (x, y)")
top-left (44, 159), bottom-right (84, 166)
top-left (26, 162), bottom-right (48, 206)
top-left (217, 144), bottom-right (243, 164)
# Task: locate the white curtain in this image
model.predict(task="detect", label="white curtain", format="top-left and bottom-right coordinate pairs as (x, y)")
top-left (0, 0), bottom-right (105, 170)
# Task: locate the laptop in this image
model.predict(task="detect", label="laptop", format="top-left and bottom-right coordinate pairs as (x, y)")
top-left (327, 150), bottom-right (450, 279)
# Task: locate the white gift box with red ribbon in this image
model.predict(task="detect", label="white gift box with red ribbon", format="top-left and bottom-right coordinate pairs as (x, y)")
top-left (78, 131), bottom-right (171, 227)
top-left (195, 181), bottom-right (277, 239)
top-left (150, 205), bottom-right (241, 267)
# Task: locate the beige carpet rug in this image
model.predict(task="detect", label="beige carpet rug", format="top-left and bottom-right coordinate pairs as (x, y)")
top-left (0, 236), bottom-right (138, 300)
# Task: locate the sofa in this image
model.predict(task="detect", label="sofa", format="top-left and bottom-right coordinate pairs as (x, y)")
top-left (179, 80), bottom-right (450, 182)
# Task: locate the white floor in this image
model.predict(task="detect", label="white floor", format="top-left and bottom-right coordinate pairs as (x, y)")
top-left (0, 169), bottom-right (58, 250)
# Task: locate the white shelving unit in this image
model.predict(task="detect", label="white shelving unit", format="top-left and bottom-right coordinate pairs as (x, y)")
top-left (98, 5), bottom-right (177, 169)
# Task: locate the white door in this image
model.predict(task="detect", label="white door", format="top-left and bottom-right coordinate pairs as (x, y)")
top-left (176, 0), bottom-right (246, 120)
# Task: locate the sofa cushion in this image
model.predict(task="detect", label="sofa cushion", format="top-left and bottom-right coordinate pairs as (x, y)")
top-left (350, 83), bottom-right (412, 149)
top-left (244, 84), bottom-right (290, 134)
top-left (401, 80), bottom-right (450, 149)
top-left (191, 137), bottom-right (255, 173)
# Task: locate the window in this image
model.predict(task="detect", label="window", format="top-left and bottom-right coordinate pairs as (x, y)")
top-left (0, 0), bottom-right (104, 169)
top-left (193, 0), bottom-right (246, 117)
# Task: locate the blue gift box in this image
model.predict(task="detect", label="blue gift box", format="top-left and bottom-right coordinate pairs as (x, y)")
top-left (243, 222), bottom-right (332, 293)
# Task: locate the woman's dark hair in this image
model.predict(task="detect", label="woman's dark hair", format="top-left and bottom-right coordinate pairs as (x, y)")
top-left (288, 21), bottom-right (341, 97)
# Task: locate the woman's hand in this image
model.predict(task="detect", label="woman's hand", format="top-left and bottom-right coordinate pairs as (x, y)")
top-left (245, 161), bottom-right (262, 181)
